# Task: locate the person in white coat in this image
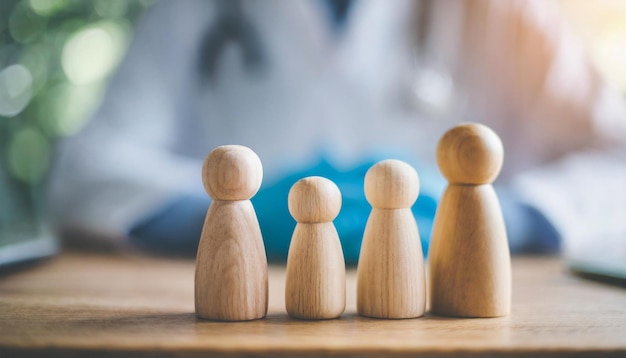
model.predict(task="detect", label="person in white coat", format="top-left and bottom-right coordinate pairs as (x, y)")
top-left (51, 0), bottom-right (626, 264)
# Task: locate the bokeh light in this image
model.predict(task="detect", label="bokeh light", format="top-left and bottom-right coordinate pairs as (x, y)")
top-left (591, 28), bottom-right (626, 92)
top-left (556, 0), bottom-right (626, 93)
top-left (49, 83), bottom-right (104, 136)
top-left (9, 2), bottom-right (47, 43)
top-left (93, 0), bottom-right (129, 19)
top-left (29, 0), bottom-right (69, 17)
top-left (0, 64), bottom-right (33, 117)
top-left (18, 43), bottom-right (49, 95)
top-left (61, 21), bottom-right (129, 85)
top-left (7, 126), bottom-right (50, 183)
top-left (1, 0), bottom-right (151, 251)
top-left (2, 0), bottom-right (150, 189)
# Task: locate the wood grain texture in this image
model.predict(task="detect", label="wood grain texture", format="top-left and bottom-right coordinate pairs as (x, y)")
top-left (429, 123), bottom-right (510, 318)
top-left (287, 176), bottom-right (342, 224)
top-left (1, 253), bottom-right (626, 357)
top-left (357, 209), bottom-right (426, 319)
top-left (436, 123), bottom-right (504, 185)
top-left (195, 145), bottom-right (268, 321)
top-left (429, 185), bottom-right (511, 317)
top-left (202, 145), bottom-right (263, 201)
top-left (285, 223), bottom-right (346, 319)
top-left (286, 177), bottom-right (345, 320)
top-left (357, 160), bottom-right (426, 319)
top-left (195, 201), bottom-right (268, 321)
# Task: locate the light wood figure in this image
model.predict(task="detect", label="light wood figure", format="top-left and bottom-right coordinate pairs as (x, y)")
top-left (285, 176), bottom-right (346, 320)
top-left (357, 160), bottom-right (426, 319)
top-left (429, 123), bottom-right (511, 318)
top-left (195, 145), bottom-right (268, 321)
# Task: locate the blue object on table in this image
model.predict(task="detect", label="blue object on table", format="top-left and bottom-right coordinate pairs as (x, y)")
top-left (129, 155), bottom-right (560, 263)
top-left (129, 155), bottom-right (442, 264)
top-left (254, 156), bottom-right (441, 264)
top-left (129, 194), bottom-right (209, 256)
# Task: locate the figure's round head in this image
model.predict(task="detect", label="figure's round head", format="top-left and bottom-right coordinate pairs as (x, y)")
top-left (364, 159), bottom-right (420, 209)
top-left (436, 123), bottom-right (503, 185)
top-left (288, 176), bottom-right (341, 223)
top-left (202, 145), bottom-right (263, 200)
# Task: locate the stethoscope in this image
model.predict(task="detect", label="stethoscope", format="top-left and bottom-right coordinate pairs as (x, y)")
top-left (197, 0), bottom-right (267, 84)
top-left (197, 0), bottom-right (459, 119)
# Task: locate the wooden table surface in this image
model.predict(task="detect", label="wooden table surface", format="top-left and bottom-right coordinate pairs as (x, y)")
top-left (1, 252), bottom-right (625, 357)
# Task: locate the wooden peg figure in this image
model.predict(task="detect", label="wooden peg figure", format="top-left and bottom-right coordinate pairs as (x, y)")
top-left (429, 123), bottom-right (511, 318)
top-left (357, 160), bottom-right (426, 319)
top-left (285, 176), bottom-right (345, 320)
top-left (195, 145), bottom-right (268, 321)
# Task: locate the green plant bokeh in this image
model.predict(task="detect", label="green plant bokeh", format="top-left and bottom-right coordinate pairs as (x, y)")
top-left (0, 0), bottom-right (153, 246)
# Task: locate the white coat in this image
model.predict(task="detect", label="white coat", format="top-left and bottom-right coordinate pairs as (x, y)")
top-left (52, 0), bottom-right (626, 260)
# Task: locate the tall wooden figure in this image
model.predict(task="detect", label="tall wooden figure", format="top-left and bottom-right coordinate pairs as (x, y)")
top-left (429, 123), bottom-right (511, 317)
top-left (285, 176), bottom-right (345, 320)
top-left (357, 160), bottom-right (426, 319)
top-left (195, 145), bottom-right (268, 321)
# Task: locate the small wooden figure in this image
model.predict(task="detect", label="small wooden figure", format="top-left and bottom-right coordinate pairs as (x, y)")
top-left (429, 123), bottom-right (511, 318)
top-left (285, 176), bottom-right (345, 320)
top-left (357, 160), bottom-right (426, 319)
top-left (195, 145), bottom-right (268, 321)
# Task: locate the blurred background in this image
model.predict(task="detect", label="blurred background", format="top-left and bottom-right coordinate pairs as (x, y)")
top-left (0, 0), bottom-right (626, 264)
top-left (557, 0), bottom-right (626, 94)
top-left (0, 0), bottom-right (152, 264)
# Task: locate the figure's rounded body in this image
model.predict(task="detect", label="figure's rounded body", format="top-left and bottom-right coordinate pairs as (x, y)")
top-left (195, 200), bottom-right (268, 321)
top-left (429, 185), bottom-right (511, 317)
top-left (357, 208), bottom-right (426, 318)
top-left (285, 222), bottom-right (345, 319)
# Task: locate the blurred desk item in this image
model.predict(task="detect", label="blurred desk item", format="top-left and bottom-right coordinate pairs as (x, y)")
top-left (568, 257), bottom-right (626, 285)
top-left (1, 253), bottom-right (625, 357)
